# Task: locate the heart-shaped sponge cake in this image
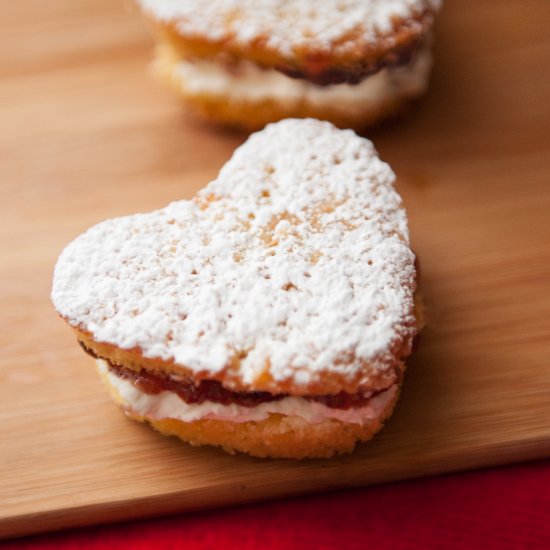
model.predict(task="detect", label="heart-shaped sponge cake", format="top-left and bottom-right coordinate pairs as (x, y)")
top-left (52, 119), bottom-right (421, 458)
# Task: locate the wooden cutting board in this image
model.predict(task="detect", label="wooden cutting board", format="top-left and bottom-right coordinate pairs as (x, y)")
top-left (1, 0), bottom-right (549, 540)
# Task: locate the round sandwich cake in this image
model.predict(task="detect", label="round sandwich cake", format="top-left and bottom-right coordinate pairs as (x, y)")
top-left (52, 119), bottom-right (422, 458)
top-left (136, 0), bottom-right (441, 130)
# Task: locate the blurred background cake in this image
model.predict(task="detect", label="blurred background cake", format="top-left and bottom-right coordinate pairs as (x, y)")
top-left (137, 0), bottom-right (442, 130)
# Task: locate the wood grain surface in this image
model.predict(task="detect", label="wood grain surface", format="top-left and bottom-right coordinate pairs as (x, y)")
top-left (1, 0), bottom-right (550, 540)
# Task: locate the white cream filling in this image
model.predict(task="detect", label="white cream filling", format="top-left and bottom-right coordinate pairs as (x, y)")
top-left (172, 50), bottom-right (432, 113)
top-left (98, 360), bottom-right (396, 426)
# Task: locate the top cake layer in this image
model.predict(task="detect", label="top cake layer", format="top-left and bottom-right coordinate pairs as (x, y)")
top-left (139, 0), bottom-right (441, 84)
top-left (52, 119), bottom-right (418, 395)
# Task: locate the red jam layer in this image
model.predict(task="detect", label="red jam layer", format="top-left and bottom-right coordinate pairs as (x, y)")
top-left (278, 39), bottom-right (424, 86)
top-left (107, 363), bottom-right (377, 410)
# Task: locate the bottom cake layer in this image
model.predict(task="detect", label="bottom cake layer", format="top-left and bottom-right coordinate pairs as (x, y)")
top-left (97, 360), bottom-right (400, 458)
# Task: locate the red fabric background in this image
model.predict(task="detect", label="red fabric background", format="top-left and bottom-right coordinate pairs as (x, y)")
top-left (5, 460), bottom-right (550, 549)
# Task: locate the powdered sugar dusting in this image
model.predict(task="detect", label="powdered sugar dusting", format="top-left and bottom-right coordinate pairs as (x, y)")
top-left (52, 119), bottom-right (417, 389)
top-left (138, 0), bottom-right (441, 56)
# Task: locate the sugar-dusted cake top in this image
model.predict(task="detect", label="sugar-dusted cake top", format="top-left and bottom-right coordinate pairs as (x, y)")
top-left (52, 119), bottom-right (417, 394)
top-left (139, 0), bottom-right (441, 59)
